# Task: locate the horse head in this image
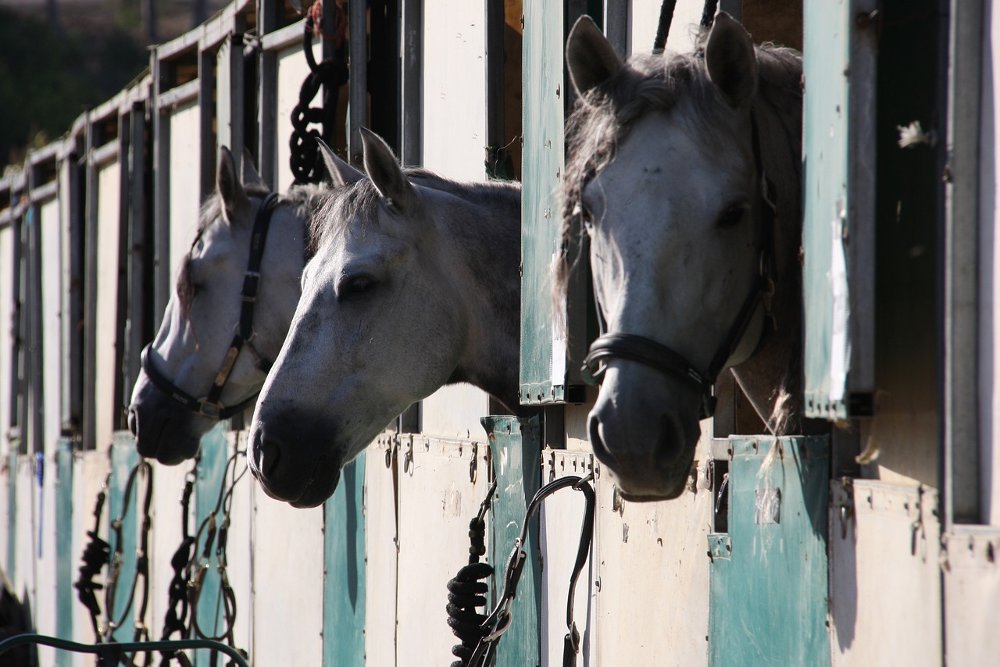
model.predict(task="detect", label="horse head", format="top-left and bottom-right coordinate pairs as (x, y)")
top-left (249, 130), bottom-right (522, 507)
top-left (562, 14), bottom-right (803, 500)
top-left (128, 147), bottom-right (320, 464)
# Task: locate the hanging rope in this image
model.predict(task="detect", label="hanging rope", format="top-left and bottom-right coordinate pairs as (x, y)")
top-left (447, 479), bottom-right (497, 667)
top-left (289, 0), bottom-right (349, 185)
top-left (186, 451), bottom-right (250, 666)
top-left (448, 474), bottom-right (596, 667)
top-left (102, 461), bottom-right (155, 667)
top-left (159, 460), bottom-right (199, 667)
top-left (75, 474), bottom-right (112, 641)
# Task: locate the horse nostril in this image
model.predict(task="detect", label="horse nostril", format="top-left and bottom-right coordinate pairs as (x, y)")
top-left (127, 409), bottom-right (139, 437)
top-left (252, 431), bottom-right (282, 477)
top-left (588, 413), bottom-right (618, 467)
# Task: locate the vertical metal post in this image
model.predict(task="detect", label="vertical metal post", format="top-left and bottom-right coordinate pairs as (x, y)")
top-left (125, 104), bottom-right (148, 399)
top-left (944, 0), bottom-right (984, 526)
top-left (485, 0), bottom-right (505, 162)
top-left (82, 119), bottom-right (98, 451)
top-left (400, 0), bottom-right (422, 166)
top-left (152, 52), bottom-right (172, 330)
top-left (258, 0), bottom-right (281, 186)
top-left (604, 0), bottom-right (628, 57)
top-left (25, 184), bottom-right (43, 456)
top-left (199, 47), bottom-right (217, 201)
top-left (112, 112), bottom-right (132, 431)
top-left (348, 0), bottom-right (368, 164)
top-left (60, 136), bottom-right (85, 440)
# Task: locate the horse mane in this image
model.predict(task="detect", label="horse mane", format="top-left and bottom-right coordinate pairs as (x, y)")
top-left (307, 168), bottom-right (521, 256)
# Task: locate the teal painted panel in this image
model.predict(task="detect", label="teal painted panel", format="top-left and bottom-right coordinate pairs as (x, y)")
top-left (6, 451), bottom-right (16, 584)
top-left (193, 421), bottom-right (230, 662)
top-left (107, 433), bottom-right (140, 642)
top-left (54, 439), bottom-right (74, 666)
top-left (802, 0), bottom-right (877, 419)
top-left (708, 436), bottom-right (830, 666)
top-left (482, 416), bottom-right (541, 667)
top-left (519, 0), bottom-right (567, 406)
top-left (323, 453), bottom-right (366, 666)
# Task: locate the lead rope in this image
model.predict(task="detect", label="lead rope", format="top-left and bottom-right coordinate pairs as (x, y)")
top-left (289, 0), bottom-right (348, 185)
top-left (447, 479), bottom-right (498, 666)
top-left (159, 459), bottom-right (199, 667)
top-left (448, 474), bottom-right (596, 667)
top-left (102, 461), bottom-right (155, 666)
top-left (76, 473), bottom-right (112, 641)
top-left (186, 451), bottom-right (249, 667)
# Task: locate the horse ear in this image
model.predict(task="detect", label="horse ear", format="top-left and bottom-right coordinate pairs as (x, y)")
top-left (566, 15), bottom-right (623, 96)
top-left (240, 149), bottom-right (266, 189)
top-left (316, 138), bottom-right (364, 188)
top-left (359, 127), bottom-right (415, 209)
top-left (217, 146), bottom-right (250, 223)
top-left (704, 12), bottom-right (758, 109)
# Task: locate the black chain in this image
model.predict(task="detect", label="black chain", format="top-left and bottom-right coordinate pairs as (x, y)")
top-left (289, 2), bottom-right (348, 185)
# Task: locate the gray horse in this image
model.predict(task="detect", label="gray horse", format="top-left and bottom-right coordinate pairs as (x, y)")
top-left (248, 130), bottom-right (522, 507)
top-left (560, 14), bottom-right (805, 500)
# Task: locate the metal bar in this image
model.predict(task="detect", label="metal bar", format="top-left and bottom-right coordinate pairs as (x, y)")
top-left (348, 0), bottom-right (368, 164)
top-left (485, 0), bottom-right (505, 160)
top-left (944, 0), bottom-right (984, 526)
top-left (156, 80), bottom-right (201, 112)
top-left (152, 53), bottom-right (172, 329)
top-left (0, 634), bottom-right (249, 667)
top-left (604, 0), bottom-right (628, 57)
top-left (260, 19), bottom-right (307, 52)
top-left (112, 112), bottom-right (131, 434)
top-left (25, 192), bottom-right (43, 456)
top-left (27, 182), bottom-right (58, 205)
top-left (125, 104), bottom-right (147, 401)
top-left (81, 118), bottom-right (98, 451)
top-left (89, 142), bottom-right (120, 169)
top-left (62, 136), bottom-right (84, 438)
top-left (400, 0), bottom-right (422, 166)
top-left (257, 0), bottom-right (280, 187)
top-left (199, 47), bottom-right (216, 200)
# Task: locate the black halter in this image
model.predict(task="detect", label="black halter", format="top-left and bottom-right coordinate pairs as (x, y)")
top-left (141, 192), bottom-right (280, 420)
top-left (582, 111), bottom-right (777, 419)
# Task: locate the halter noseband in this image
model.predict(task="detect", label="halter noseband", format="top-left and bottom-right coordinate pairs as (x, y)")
top-left (582, 110), bottom-right (777, 419)
top-left (141, 192), bottom-right (280, 420)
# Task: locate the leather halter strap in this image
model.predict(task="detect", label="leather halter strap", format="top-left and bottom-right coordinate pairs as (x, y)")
top-left (583, 110), bottom-right (777, 419)
top-left (142, 192), bottom-right (280, 420)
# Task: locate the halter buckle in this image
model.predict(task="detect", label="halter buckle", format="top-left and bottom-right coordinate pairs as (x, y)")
top-left (197, 400), bottom-right (222, 419)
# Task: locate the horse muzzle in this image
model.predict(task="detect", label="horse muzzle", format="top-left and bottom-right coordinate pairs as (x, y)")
top-left (586, 365), bottom-right (702, 501)
top-left (129, 372), bottom-right (212, 464)
top-left (249, 412), bottom-right (343, 508)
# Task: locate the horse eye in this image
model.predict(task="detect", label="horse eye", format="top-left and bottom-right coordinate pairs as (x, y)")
top-left (337, 274), bottom-right (376, 301)
top-left (716, 202), bottom-right (749, 229)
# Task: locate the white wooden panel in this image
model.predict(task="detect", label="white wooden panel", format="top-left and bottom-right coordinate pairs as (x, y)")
top-left (0, 462), bottom-right (8, 579)
top-left (420, 384), bottom-right (491, 440)
top-left (35, 442), bottom-right (59, 667)
top-left (396, 435), bottom-right (490, 665)
top-left (594, 436), bottom-right (712, 665)
top-left (365, 435), bottom-right (399, 666)
top-left (39, 198), bottom-right (62, 450)
top-left (69, 450), bottom-right (108, 667)
top-left (829, 480), bottom-right (941, 667)
top-left (629, 0), bottom-right (705, 55)
top-left (422, 0), bottom-right (487, 179)
top-left (226, 431), bottom-right (253, 655)
top-left (0, 223), bottom-right (11, 457)
top-left (276, 45), bottom-right (310, 193)
top-left (147, 460), bottom-right (192, 644)
top-left (251, 483), bottom-right (324, 666)
top-left (168, 101), bottom-right (202, 271)
top-left (95, 160), bottom-right (121, 453)
top-left (13, 456), bottom-right (36, 619)
top-left (540, 450), bottom-right (597, 665)
top-left (943, 528), bottom-right (1000, 665)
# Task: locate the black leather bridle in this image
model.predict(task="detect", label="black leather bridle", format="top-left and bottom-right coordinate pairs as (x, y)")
top-left (582, 111), bottom-right (777, 419)
top-left (141, 192), bottom-right (280, 420)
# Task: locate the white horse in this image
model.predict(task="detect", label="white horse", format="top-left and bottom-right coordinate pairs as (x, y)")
top-left (128, 148), bottom-right (327, 464)
top-left (559, 14), bottom-right (806, 500)
top-left (248, 129), bottom-right (522, 507)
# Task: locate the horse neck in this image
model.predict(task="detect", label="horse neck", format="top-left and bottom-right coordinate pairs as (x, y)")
top-left (731, 55), bottom-right (807, 434)
top-left (434, 181), bottom-right (523, 411)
